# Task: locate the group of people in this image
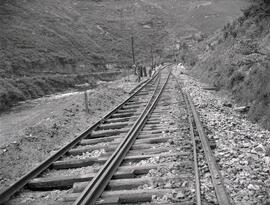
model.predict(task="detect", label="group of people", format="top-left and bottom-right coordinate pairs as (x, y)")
top-left (132, 64), bottom-right (155, 82)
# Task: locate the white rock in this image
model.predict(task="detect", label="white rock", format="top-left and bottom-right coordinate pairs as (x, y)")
top-left (264, 156), bottom-right (270, 166)
top-left (247, 184), bottom-right (260, 191)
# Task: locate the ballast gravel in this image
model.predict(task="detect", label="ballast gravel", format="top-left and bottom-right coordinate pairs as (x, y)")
top-left (130, 79), bottom-right (196, 204)
top-left (173, 64), bottom-right (270, 205)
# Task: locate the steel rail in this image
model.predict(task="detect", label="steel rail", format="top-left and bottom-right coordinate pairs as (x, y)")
top-left (172, 74), bottom-right (201, 205)
top-left (128, 78), bottom-right (149, 94)
top-left (186, 94), bottom-right (231, 205)
top-left (172, 72), bottom-right (231, 204)
top-left (0, 67), bottom-right (163, 204)
top-left (73, 70), bottom-right (171, 205)
top-left (185, 95), bottom-right (202, 205)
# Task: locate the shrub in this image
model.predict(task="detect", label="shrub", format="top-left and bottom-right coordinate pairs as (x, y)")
top-left (229, 71), bottom-right (245, 88)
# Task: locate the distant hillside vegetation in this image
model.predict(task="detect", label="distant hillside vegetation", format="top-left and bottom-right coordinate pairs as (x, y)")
top-left (0, 0), bottom-right (170, 78)
top-left (0, 0), bottom-right (169, 110)
top-left (0, 0), bottom-right (247, 111)
top-left (190, 1), bottom-right (270, 128)
top-left (0, 0), bottom-right (248, 78)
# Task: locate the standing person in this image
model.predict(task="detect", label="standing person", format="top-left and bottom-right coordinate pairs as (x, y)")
top-left (150, 64), bottom-right (155, 76)
top-left (139, 64), bottom-right (143, 79)
top-left (152, 65), bottom-right (157, 76)
top-left (132, 64), bottom-right (136, 75)
top-left (136, 64), bottom-right (141, 82)
top-left (148, 66), bottom-right (152, 77)
top-left (132, 64), bottom-right (138, 82)
top-left (143, 65), bottom-right (147, 77)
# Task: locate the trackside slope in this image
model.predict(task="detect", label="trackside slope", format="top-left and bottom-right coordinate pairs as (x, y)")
top-left (191, 2), bottom-right (270, 129)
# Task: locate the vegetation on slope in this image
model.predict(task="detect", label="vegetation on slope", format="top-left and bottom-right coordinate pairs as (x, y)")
top-left (190, 1), bottom-right (270, 128)
top-left (0, 0), bottom-right (247, 111)
top-left (0, 0), bottom-right (247, 77)
top-left (0, 0), bottom-right (169, 110)
top-left (0, 0), bottom-right (170, 77)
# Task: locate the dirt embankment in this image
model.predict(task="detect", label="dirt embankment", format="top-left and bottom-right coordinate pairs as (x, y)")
top-left (186, 1), bottom-right (270, 129)
top-left (0, 71), bottom-right (125, 112)
top-left (0, 76), bottom-right (137, 191)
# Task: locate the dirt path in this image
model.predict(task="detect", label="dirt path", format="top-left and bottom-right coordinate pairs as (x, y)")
top-left (0, 92), bottom-right (81, 146)
top-left (0, 76), bottom-right (139, 190)
top-left (0, 78), bottom-right (137, 147)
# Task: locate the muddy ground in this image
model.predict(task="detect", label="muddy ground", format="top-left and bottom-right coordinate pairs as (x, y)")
top-left (0, 75), bottom-right (139, 191)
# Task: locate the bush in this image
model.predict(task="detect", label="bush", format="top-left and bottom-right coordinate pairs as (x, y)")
top-left (229, 71), bottom-right (245, 88)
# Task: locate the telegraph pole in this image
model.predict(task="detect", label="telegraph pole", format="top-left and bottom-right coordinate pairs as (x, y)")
top-left (131, 36), bottom-right (135, 65)
top-left (151, 46), bottom-right (154, 68)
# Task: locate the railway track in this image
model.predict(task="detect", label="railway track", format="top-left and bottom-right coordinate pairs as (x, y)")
top-left (0, 65), bottom-right (231, 205)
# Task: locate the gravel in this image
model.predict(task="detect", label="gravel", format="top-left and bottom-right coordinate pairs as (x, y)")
top-left (42, 165), bottom-right (100, 177)
top-left (173, 64), bottom-right (270, 205)
top-left (0, 77), bottom-right (132, 191)
top-left (128, 78), bottom-right (196, 203)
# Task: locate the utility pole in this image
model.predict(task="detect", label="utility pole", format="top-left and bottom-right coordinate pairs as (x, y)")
top-left (174, 41), bottom-right (178, 62)
top-left (151, 46), bottom-right (154, 68)
top-left (84, 91), bottom-right (89, 114)
top-left (172, 43), bottom-right (176, 63)
top-left (131, 36), bottom-right (135, 65)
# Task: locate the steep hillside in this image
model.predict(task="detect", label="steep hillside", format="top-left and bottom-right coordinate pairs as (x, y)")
top-left (0, 0), bottom-right (170, 78)
top-left (0, 0), bottom-right (248, 78)
top-left (0, 0), bottom-right (170, 110)
top-left (190, 1), bottom-right (270, 128)
top-left (0, 0), bottom-right (248, 111)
